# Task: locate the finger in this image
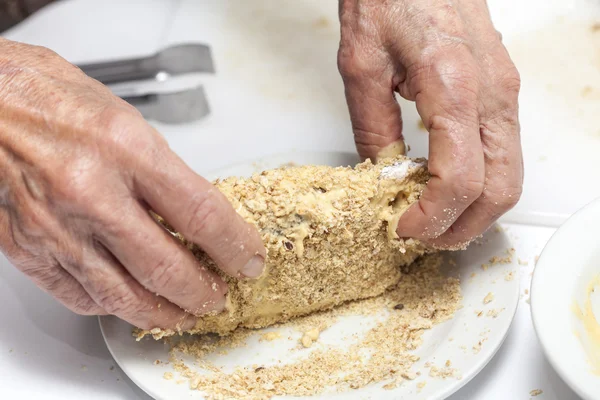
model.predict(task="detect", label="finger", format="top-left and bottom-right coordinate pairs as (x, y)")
top-left (98, 199), bottom-right (228, 315)
top-left (338, 10), bottom-right (405, 161)
top-left (133, 143), bottom-right (266, 279)
top-left (62, 240), bottom-right (197, 331)
top-left (0, 206), bottom-right (105, 315)
top-left (395, 50), bottom-right (485, 242)
top-left (431, 82), bottom-right (522, 247)
top-left (23, 260), bottom-right (106, 316)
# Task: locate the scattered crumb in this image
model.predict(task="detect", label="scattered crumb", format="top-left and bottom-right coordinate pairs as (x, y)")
top-left (313, 16), bottom-right (330, 29)
top-left (109, 366), bottom-right (115, 371)
top-left (475, 310), bottom-right (483, 317)
top-left (429, 364), bottom-right (461, 379)
top-left (505, 271), bottom-right (515, 281)
top-left (300, 326), bottom-right (323, 348)
top-left (383, 378), bottom-right (404, 390)
top-left (481, 264), bottom-right (489, 271)
top-left (494, 225), bottom-right (504, 233)
top-left (525, 289), bottom-right (529, 295)
top-left (161, 254), bottom-right (462, 399)
top-left (260, 331), bottom-right (282, 342)
top-left (472, 339), bottom-right (487, 354)
top-left (483, 292), bottom-right (494, 304)
top-left (153, 360), bottom-right (161, 365)
top-left (305, 328), bottom-right (320, 340)
top-left (175, 379), bottom-right (185, 385)
top-left (470, 272), bottom-right (477, 279)
top-left (279, 161), bottom-right (298, 168)
top-left (301, 335), bottom-right (314, 348)
top-left (592, 23), bottom-right (600, 32)
top-left (488, 248), bottom-right (514, 266)
top-left (417, 119), bottom-right (427, 131)
top-left (416, 381), bottom-right (427, 390)
top-left (518, 258), bottom-right (529, 266)
top-left (582, 86), bottom-right (593, 96)
top-left (402, 371), bottom-right (417, 380)
top-left (163, 372), bottom-right (174, 380)
top-left (530, 389), bottom-right (543, 396)
top-left (534, 255), bottom-right (540, 265)
top-left (486, 308), bottom-right (504, 318)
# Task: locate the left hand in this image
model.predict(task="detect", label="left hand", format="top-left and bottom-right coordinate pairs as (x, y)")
top-left (337, 0), bottom-right (523, 248)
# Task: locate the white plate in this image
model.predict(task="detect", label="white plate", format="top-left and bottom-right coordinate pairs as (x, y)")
top-left (100, 151), bottom-right (520, 400)
top-left (531, 197), bottom-right (600, 400)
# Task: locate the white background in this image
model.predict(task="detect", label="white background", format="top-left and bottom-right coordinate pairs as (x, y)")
top-left (1, 0), bottom-right (600, 398)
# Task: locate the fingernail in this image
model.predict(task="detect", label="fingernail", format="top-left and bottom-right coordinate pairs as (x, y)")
top-left (240, 255), bottom-right (265, 278)
top-left (180, 316), bottom-right (197, 331)
top-left (210, 294), bottom-right (228, 312)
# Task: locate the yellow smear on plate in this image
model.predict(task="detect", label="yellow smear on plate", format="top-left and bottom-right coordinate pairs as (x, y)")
top-left (572, 274), bottom-right (600, 375)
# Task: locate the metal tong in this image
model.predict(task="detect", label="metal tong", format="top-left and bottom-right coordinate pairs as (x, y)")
top-left (77, 44), bottom-right (215, 124)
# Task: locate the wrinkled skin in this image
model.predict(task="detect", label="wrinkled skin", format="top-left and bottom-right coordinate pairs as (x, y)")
top-left (338, 0), bottom-right (523, 247)
top-left (0, 0), bottom-right (522, 330)
top-left (0, 38), bottom-right (266, 330)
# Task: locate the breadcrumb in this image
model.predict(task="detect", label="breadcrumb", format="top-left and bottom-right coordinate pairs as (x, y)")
top-left (259, 331), bottom-right (281, 342)
top-left (161, 255), bottom-right (462, 399)
top-left (483, 292), bottom-right (494, 304)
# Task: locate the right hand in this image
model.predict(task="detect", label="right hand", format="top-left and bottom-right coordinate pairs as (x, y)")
top-left (0, 38), bottom-right (266, 331)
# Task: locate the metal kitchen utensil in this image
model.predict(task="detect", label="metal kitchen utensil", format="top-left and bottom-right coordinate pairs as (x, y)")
top-left (78, 43), bottom-right (215, 85)
top-left (122, 85), bottom-right (210, 124)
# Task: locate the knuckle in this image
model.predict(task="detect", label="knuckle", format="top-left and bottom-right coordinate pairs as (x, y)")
top-left (486, 185), bottom-right (522, 211)
top-left (96, 279), bottom-right (145, 318)
top-left (337, 48), bottom-right (362, 81)
top-left (447, 174), bottom-right (484, 203)
top-left (94, 106), bottom-right (166, 171)
top-left (69, 297), bottom-right (101, 316)
top-left (54, 160), bottom-right (100, 206)
top-left (501, 67), bottom-right (521, 96)
top-left (185, 190), bottom-right (225, 239)
top-left (93, 106), bottom-right (142, 149)
top-left (31, 44), bottom-right (61, 61)
top-left (411, 58), bottom-right (479, 112)
top-left (337, 44), bottom-right (380, 82)
top-left (144, 251), bottom-right (187, 292)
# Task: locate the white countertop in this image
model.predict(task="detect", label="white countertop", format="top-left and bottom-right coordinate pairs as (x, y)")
top-left (1, 0), bottom-right (599, 398)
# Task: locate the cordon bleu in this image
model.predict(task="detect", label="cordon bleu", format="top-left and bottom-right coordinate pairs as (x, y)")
top-left (140, 156), bottom-right (433, 338)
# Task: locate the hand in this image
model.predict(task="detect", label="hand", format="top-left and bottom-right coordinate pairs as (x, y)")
top-left (0, 39), bottom-right (265, 330)
top-left (338, 0), bottom-right (523, 248)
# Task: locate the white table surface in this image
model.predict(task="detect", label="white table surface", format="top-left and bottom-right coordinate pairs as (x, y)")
top-left (1, 0), bottom-right (599, 398)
